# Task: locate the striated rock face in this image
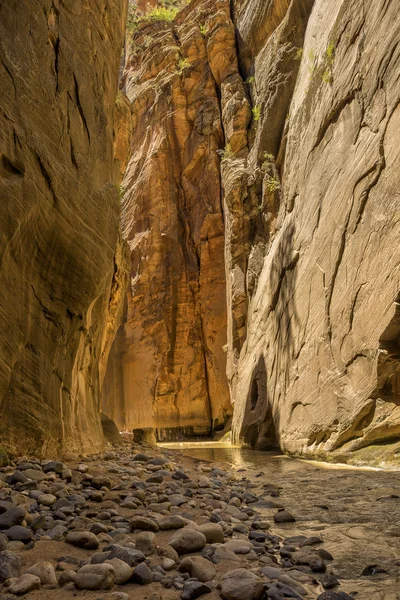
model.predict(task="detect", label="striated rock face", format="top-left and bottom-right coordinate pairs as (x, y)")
top-left (0, 0), bottom-right (127, 456)
top-left (104, 0), bottom-right (399, 457)
top-left (103, 0), bottom-right (235, 437)
top-left (230, 0), bottom-right (400, 455)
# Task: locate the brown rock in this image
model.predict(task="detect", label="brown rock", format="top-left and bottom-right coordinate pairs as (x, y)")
top-left (0, 0), bottom-right (128, 456)
top-left (102, 0), bottom-right (233, 436)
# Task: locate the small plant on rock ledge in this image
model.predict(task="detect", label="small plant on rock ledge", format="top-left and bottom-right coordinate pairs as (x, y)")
top-left (199, 24), bottom-right (207, 35)
top-left (295, 47), bottom-right (303, 61)
top-left (252, 104), bottom-right (261, 122)
top-left (217, 143), bottom-right (234, 160)
top-left (261, 152), bottom-right (275, 171)
top-left (246, 75), bottom-right (255, 85)
top-left (265, 175), bottom-right (281, 193)
top-left (146, 6), bottom-right (179, 21)
top-left (177, 57), bottom-right (191, 73)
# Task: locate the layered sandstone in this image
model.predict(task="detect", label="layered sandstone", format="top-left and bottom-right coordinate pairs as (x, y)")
top-left (0, 0), bottom-right (127, 456)
top-left (105, 0), bottom-right (400, 457)
top-left (103, 0), bottom-right (235, 437)
top-left (230, 0), bottom-right (400, 456)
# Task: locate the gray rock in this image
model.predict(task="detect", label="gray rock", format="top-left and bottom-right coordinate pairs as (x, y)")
top-left (92, 475), bottom-right (111, 489)
top-left (181, 581), bottom-right (211, 600)
top-left (109, 593), bottom-right (130, 600)
top-left (43, 461), bottom-right (64, 474)
top-left (169, 529), bottom-right (207, 555)
top-left (107, 545), bottom-right (146, 567)
top-left (0, 506), bottom-right (26, 529)
top-left (37, 493), bottom-right (57, 507)
top-left (4, 526), bottom-right (33, 543)
top-left (274, 510), bottom-right (296, 523)
top-left (132, 562), bottom-right (152, 584)
top-left (0, 551), bottom-right (21, 582)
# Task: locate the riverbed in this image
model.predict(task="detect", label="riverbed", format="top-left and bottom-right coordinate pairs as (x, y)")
top-left (160, 442), bottom-right (400, 599)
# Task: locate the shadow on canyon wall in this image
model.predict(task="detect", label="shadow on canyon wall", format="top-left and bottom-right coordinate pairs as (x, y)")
top-left (239, 218), bottom-right (299, 450)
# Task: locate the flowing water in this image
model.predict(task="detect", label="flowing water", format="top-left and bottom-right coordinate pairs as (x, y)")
top-left (159, 442), bottom-right (400, 599)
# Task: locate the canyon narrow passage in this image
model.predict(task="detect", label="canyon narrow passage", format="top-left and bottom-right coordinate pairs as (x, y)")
top-left (0, 0), bottom-right (399, 599)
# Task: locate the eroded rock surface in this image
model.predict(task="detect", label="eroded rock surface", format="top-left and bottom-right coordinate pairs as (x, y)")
top-left (104, 0), bottom-right (400, 457)
top-left (103, 0), bottom-right (235, 437)
top-left (229, 0), bottom-right (400, 457)
top-left (0, 0), bottom-right (128, 456)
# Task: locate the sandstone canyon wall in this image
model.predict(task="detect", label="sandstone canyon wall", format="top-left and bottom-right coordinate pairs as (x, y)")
top-left (106, 0), bottom-right (400, 456)
top-left (103, 0), bottom-right (235, 438)
top-left (0, 0), bottom-right (127, 456)
top-left (230, 0), bottom-right (400, 456)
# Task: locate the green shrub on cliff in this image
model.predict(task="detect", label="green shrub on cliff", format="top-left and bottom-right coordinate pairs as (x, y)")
top-left (146, 6), bottom-right (179, 21)
top-left (252, 105), bottom-right (261, 122)
top-left (217, 143), bottom-right (234, 160)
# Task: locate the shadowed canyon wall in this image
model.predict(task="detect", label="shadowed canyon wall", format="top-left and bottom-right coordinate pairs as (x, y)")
top-left (0, 0), bottom-right (128, 456)
top-left (105, 0), bottom-right (400, 456)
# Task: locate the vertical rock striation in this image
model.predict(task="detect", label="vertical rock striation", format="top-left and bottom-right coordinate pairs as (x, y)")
top-left (103, 0), bottom-right (236, 438)
top-left (0, 0), bottom-right (127, 456)
top-left (105, 0), bottom-right (400, 457)
top-left (230, 0), bottom-right (400, 456)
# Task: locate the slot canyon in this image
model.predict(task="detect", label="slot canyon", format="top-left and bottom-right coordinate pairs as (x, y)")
top-left (0, 0), bottom-right (399, 599)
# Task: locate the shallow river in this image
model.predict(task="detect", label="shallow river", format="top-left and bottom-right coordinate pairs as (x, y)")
top-left (160, 442), bottom-right (400, 599)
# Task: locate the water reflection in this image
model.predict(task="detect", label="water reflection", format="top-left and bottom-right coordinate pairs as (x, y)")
top-left (158, 442), bottom-right (389, 473)
top-left (158, 442), bottom-right (308, 473)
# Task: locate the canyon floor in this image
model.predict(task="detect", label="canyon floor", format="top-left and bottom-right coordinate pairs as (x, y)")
top-left (0, 442), bottom-right (399, 600)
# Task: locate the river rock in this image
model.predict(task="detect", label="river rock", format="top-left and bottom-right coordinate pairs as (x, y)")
top-left (0, 551), bottom-right (21, 581)
top-left (196, 523), bottom-right (224, 543)
top-left (135, 531), bottom-right (158, 555)
top-left (66, 531), bottom-right (99, 549)
top-left (92, 475), bottom-right (111, 489)
top-left (132, 562), bottom-right (152, 584)
top-left (105, 558), bottom-right (133, 584)
top-left (4, 526), bottom-right (32, 543)
top-left (159, 515), bottom-right (186, 530)
top-left (23, 469), bottom-right (47, 482)
top-left (219, 568), bottom-right (264, 600)
top-left (274, 510), bottom-right (296, 523)
top-left (74, 563), bottom-right (115, 590)
top-left (43, 461), bottom-right (64, 474)
top-left (37, 493), bottom-right (57, 507)
top-left (179, 556), bottom-right (217, 582)
top-left (106, 545), bottom-right (146, 566)
top-left (7, 573), bottom-right (41, 595)
top-left (181, 580), bottom-right (212, 600)
top-left (169, 529), bottom-right (207, 554)
top-left (26, 561), bottom-right (57, 585)
top-left (0, 507), bottom-right (26, 529)
top-left (130, 516), bottom-right (159, 532)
